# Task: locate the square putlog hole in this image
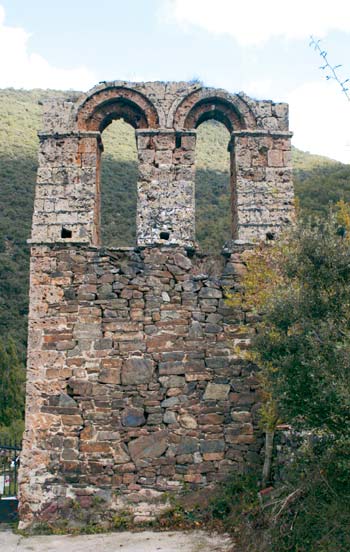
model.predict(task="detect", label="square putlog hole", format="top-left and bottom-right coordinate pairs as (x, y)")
top-left (61, 227), bottom-right (72, 239)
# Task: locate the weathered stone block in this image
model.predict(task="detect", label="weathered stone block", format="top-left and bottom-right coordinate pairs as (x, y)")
top-left (73, 323), bottom-right (101, 339)
top-left (203, 452), bottom-right (225, 461)
top-left (113, 443), bottom-right (130, 464)
top-left (147, 413), bottom-right (164, 424)
top-left (231, 410), bottom-right (251, 423)
top-left (267, 149), bottom-right (283, 167)
top-left (121, 407), bottom-right (146, 427)
top-left (179, 415), bottom-right (197, 429)
top-left (98, 368), bottom-right (121, 384)
top-left (173, 253), bottom-right (192, 271)
top-left (158, 361), bottom-right (185, 375)
top-left (57, 394), bottom-right (77, 408)
top-left (121, 357), bottom-right (154, 385)
top-left (159, 375), bottom-right (185, 388)
top-left (128, 431), bottom-right (168, 460)
top-left (200, 440), bottom-right (225, 453)
top-left (199, 413), bottom-right (224, 425)
top-left (199, 287), bottom-right (222, 299)
top-left (161, 396), bottom-right (179, 408)
top-left (203, 383), bottom-right (231, 401)
top-left (163, 411), bottom-right (177, 424)
top-left (177, 437), bottom-right (199, 455)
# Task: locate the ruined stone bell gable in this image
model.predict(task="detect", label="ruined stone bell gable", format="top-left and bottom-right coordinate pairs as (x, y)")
top-left (31, 81), bottom-right (293, 247)
top-left (19, 81), bottom-right (294, 529)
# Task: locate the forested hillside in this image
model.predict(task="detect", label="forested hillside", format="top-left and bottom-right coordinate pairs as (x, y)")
top-left (0, 88), bottom-right (349, 359)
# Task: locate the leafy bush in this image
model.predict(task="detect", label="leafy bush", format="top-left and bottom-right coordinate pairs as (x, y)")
top-left (227, 209), bottom-right (350, 551)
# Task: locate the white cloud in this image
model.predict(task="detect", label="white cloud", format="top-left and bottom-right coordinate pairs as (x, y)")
top-left (0, 6), bottom-right (95, 90)
top-left (288, 80), bottom-right (350, 163)
top-left (162, 0), bottom-right (350, 46)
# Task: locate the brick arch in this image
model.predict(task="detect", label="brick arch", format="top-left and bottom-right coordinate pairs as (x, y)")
top-left (172, 88), bottom-right (257, 243)
top-left (77, 86), bottom-right (160, 132)
top-left (172, 89), bottom-right (256, 131)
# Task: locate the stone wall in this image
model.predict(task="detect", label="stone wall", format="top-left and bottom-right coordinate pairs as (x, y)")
top-left (19, 81), bottom-right (294, 530)
top-left (29, 81), bottom-right (294, 247)
top-left (19, 244), bottom-right (262, 528)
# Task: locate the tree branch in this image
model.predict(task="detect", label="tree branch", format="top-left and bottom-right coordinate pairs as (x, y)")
top-left (310, 36), bottom-right (350, 102)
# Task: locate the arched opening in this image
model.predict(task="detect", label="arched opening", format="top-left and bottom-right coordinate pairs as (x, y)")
top-left (173, 92), bottom-right (248, 249)
top-left (76, 87), bottom-right (160, 247)
top-left (195, 120), bottom-right (234, 251)
top-left (184, 97), bottom-right (244, 133)
top-left (100, 119), bottom-right (138, 247)
top-left (77, 87), bottom-right (160, 132)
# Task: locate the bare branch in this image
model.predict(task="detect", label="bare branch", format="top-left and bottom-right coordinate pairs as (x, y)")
top-left (310, 36), bottom-right (350, 102)
top-left (273, 488), bottom-right (303, 522)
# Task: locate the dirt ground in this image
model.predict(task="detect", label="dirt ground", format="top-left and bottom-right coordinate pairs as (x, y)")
top-left (0, 529), bottom-right (233, 552)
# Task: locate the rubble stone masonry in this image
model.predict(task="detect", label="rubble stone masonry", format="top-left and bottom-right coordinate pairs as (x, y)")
top-left (19, 82), bottom-right (294, 529)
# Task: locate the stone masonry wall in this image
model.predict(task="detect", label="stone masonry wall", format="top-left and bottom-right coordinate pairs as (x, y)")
top-left (29, 81), bottom-right (294, 247)
top-left (19, 244), bottom-right (261, 528)
top-left (19, 81), bottom-right (294, 530)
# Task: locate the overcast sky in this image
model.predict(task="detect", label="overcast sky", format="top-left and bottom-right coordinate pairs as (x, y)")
top-left (1, 0), bottom-right (350, 162)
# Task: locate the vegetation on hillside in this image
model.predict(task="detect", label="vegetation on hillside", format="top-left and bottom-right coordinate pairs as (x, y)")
top-left (295, 164), bottom-right (350, 217)
top-left (0, 338), bottom-right (25, 442)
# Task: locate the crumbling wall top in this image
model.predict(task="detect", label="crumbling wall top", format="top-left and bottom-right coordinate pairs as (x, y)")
top-left (40, 81), bottom-right (289, 135)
